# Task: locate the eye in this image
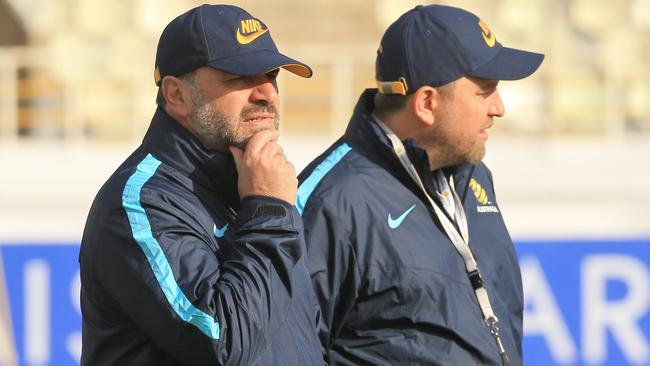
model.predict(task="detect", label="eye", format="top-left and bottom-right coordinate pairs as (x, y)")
top-left (225, 75), bottom-right (246, 82)
top-left (265, 68), bottom-right (280, 80)
top-left (479, 87), bottom-right (497, 97)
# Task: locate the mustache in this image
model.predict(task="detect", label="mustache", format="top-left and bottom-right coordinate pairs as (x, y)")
top-left (240, 103), bottom-right (278, 119)
top-left (232, 103), bottom-right (280, 150)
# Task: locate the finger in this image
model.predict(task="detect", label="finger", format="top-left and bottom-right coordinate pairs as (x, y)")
top-left (245, 130), bottom-right (279, 159)
top-left (228, 146), bottom-right (245, 171)
top-left (258, 140), bottom-right (284, 160)
top-left (270, 145), bottom-right (290, 164)
top-left (286, 160), bottom-right (296, 175)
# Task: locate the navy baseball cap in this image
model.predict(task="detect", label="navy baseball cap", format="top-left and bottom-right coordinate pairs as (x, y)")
top-left (154, 4), bottom-right (312, 86)
top-left (376, 5), bottom-right (544, 95)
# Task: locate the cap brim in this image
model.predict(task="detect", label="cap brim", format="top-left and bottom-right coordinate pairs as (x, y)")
top-left (206, 49), bottom-right (313, 78)
top-left (470, 47), bottom-right (544, 81)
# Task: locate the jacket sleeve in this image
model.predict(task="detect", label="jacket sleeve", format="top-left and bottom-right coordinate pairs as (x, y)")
top-left (301, 197), bottom-right (361, 360)
top-left (95, 193), bottom-right (305, 365)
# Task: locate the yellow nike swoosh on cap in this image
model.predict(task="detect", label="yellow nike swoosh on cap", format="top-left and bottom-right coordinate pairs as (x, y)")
top-left (482, 30), bottom-right (496, 47)
top-left (478, 19), bottom-right (496, 48)
top-left (236, 28), bottom-right (269, 45)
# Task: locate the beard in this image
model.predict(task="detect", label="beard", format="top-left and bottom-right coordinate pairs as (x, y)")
top-left (429, 126), bottom-right (486, 166)
top-left (187, 90), bottom-right (279, 150)
top-left (423, 103), bottom-right (486, 169)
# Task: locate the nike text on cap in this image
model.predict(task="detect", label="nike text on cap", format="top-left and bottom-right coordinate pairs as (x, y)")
top-left (376, 4), bottom-right (544, 95)
top-left (154, 4), bottom-right (312, 86)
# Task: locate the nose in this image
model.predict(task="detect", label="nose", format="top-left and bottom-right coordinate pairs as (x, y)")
top-left (249, 74), bottom-right (279, 105)
top-left (489, 89), bottom-right (505, 118)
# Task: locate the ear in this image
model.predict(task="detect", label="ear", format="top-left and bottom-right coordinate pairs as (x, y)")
top-left (161, 76), bottom-right (192, 119)
top-left (411, 86), bottom-right (438, 126)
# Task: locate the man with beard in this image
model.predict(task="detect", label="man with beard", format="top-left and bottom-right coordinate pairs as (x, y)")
top-left (297, 5), bottom-right (543, 366)
top-left (79, 5), bottom-right (323, 365)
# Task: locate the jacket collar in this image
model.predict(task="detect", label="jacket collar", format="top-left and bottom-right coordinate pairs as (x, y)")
top-left (142, 107), bottom-right (240, 207)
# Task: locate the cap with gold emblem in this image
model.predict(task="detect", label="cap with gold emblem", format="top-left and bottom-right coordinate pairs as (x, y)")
top-left (376, 5), bottom-right (544, 95)
top-left (154, 4), bottom-right (312, 86)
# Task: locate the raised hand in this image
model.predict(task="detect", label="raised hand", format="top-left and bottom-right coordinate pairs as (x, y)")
top-left (229, 130), bottom-right (297, 205)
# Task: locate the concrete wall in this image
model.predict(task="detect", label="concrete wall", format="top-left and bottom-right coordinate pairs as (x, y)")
top-left (1, 135), bottom-right (649, 243)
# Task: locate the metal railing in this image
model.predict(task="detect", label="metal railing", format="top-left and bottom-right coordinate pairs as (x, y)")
top-left (1, 44), bottom-right (648, 143)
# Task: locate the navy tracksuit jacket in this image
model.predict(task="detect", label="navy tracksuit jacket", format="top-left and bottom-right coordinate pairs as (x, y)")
top-left (79, 108), bottom-right (324, 365)
top-left (297, 89), bottom-right (524, 365)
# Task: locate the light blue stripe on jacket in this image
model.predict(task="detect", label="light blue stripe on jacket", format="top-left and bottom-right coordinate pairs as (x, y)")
top-left (122, 153), bottom-right (220, 339)
top-left (296, 143), bottom-right (351, 215)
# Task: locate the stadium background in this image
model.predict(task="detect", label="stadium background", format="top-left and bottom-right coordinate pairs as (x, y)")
top-left (0, 0), bottom-right (648, 365)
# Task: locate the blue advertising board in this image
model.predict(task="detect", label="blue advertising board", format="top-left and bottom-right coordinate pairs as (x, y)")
top-left (0, 240), bottom-right (648, 365)
top-left (1, 244), bottom-right (81, 366)
top-left (517, 240), bottom-right (650, 365)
